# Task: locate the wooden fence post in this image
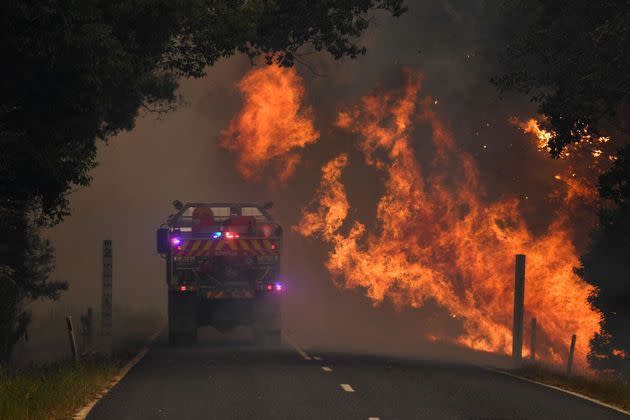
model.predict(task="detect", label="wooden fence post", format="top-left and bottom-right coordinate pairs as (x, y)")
top-left (66, 316), bottom-right (78, 362)
top-left (530, 317), bottom-right (537, 362)
top-left (512, 254), bottom-right (526, 367)
top-left (567, 334), bottom-right (576, 375)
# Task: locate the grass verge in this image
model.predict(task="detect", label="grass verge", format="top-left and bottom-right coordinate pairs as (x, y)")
top-left (513, 364), bottom-right (630, 412)
top-left (0, 357), bottom-right (119, 419)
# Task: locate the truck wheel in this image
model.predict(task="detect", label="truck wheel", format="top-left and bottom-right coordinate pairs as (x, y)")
top-left (168, 291), bottom-right (198, 345)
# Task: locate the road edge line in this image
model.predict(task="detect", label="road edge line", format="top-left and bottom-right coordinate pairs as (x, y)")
top-left (482, 366), bottom-right (630, 417)
top-left (282, 331), bottom-right (311, 360)
top-left (73, 328), bottom-right (163, 420)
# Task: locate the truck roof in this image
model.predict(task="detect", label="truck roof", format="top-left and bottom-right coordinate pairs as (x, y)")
top-left (167, 202), bottom-right (274, 227)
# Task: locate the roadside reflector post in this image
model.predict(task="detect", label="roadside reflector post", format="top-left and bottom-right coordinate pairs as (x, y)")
top-left (512, 254), bottom-right (526, 368)
top-left (101, 240), bottom-right (113, 357)
top-left (566, 334), bottom-right (577, 376)
top-left (66, 315), bottom-right (79, 362)
top-left (530, 317), bottom-right (537, 362)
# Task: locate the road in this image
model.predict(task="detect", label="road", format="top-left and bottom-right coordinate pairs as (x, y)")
top-left (87, 335), bottom-right (627, 420)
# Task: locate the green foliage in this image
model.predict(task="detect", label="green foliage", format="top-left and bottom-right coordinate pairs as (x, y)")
top-left (576, 145), bottom-right (630, 376)
top-left (493, 0), bottom-right (630, 157)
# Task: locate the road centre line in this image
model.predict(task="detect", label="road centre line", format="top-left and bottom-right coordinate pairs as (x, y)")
top-left (368, 417), bottom-right (381, 420)
top-left (321, 366), bottom-right (333, 372)
top-left (313, 356), bottom-right (322, 361)
top-left (340, 384), bottom-right (355, 392)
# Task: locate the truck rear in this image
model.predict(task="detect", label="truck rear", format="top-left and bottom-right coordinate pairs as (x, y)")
top-left (156, 202), bottom-right (283, 345)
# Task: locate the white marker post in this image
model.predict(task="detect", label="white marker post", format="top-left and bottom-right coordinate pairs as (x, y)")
top-left (101, 240), bottom-right (113, 357)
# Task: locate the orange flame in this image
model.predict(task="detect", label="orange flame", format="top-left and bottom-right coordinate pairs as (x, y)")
top-left (297, 70), bottom-right (601, 367)
top-left (513, 118), bottom-right (556, 154)
top-left (220, 65), bottom-right (319, 184)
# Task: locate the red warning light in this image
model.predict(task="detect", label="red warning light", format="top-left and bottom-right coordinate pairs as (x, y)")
top-left (261, 224), bottom-right (273, 238)
top-left (180, 285), bottom-right (187, 291)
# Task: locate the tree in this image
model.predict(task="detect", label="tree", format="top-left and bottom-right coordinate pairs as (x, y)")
top-left (492, 0), bottom-right (630, 157)
top-left (576, 145), bottom-right (630, 376)
top-left (0, 207), bottom-right (66, 364)
top-left (0, 0), bottom-right (407, 363)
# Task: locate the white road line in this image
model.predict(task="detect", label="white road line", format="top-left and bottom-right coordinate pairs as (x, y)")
top-left (73, 328), bottom-right (163, 419)
top-left (313, 356), bottom-right (322, 361)
top-left (368, 417), bottom-right (381, 420)
top-left (321, 366), bottom-right (333, 372)
top-left (482, 366), bottom-right (630, 417)
top-left (282, 331), bottom-right (311, 360)
top-left (340, 383), bottom-right (355, 392)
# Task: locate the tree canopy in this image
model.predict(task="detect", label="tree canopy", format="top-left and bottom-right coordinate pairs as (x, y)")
top-left (493, 0), bottom-right (630, 158)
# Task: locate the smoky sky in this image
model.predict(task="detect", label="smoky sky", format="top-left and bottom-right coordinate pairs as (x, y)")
top-left (39, 0), bottom-right (581, 362)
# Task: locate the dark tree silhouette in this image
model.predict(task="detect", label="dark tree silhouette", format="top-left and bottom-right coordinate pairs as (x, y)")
top-left (576, 145), bottom-right (630, 376)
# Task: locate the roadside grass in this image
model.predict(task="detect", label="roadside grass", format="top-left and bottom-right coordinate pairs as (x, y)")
top-left (0, 357), bottom-right (119, 420)
top-left (514, 364), bottom-right (630, 412)
top-left (0, 308), bottom-right (163, 419)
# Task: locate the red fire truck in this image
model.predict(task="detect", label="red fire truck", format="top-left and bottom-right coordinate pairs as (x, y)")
top-left (157, 201), bottom-right (283, 345)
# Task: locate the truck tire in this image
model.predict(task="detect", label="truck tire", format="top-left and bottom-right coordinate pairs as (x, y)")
top-left (168, 291), bottom-right (198, 345)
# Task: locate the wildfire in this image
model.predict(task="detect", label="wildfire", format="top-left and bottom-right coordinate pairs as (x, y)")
top-left (220, 65), bottom-right (319, 185)
top-left (513, 117), bottom-right (618, 207)
top-left (297, 70), bottom-right (601, 367)
top-left (514, 118), bottom-right (556, 153)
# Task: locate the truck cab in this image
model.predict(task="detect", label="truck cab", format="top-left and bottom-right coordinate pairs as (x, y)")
top-left (157, 202), bottom-right (283, 345)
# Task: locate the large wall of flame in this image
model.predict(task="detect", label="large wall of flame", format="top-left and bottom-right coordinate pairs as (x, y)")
top-left (296, 70), bottom-right (601, 367)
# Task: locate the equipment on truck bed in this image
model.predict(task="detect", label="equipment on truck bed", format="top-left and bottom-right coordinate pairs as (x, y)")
top-left (156, 202), bottom-right (283, 345)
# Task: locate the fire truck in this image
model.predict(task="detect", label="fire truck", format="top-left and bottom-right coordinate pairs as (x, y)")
top-left (156, 201), bottom-right (283, 345)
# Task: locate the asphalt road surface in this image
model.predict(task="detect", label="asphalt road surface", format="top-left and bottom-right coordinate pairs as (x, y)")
top-left (87, 335), bottom-right (627, 420)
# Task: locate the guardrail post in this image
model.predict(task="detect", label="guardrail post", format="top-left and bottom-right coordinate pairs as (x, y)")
top-left (512, 254), bottom-right (526, 367)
